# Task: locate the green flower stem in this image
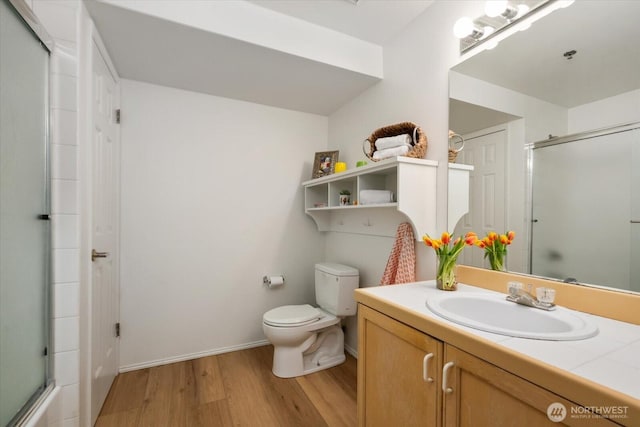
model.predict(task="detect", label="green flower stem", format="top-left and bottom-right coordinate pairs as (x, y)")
top-left (437, 254), bottom-right (458, 290)
top-left (487, 251), bottom-right (505, 271)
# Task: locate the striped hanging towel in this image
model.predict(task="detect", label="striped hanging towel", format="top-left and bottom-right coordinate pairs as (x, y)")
top-left (380, 223), bottom-right (416, 285)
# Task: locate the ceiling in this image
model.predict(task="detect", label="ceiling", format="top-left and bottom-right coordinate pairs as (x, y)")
top-left (248, 0), bottom-right (433, 45)
top-left (449, 99), bottom-right (519, 136)
top-left (86, 0), bottom-right (434, 115)
top-left (452, 0), bottom-right (640, 109)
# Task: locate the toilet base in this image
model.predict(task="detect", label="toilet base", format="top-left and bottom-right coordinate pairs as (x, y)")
top-left (302, 352), bottom-right (345, 375)
top-left (271, 324), bottom-right (345, 378)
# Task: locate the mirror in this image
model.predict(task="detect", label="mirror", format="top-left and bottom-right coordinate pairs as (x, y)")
top-left (449, 0), bottom-right (640, 293)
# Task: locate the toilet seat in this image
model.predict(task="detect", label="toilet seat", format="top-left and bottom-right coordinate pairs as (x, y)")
top-left (263, 304), bottom-right (322, 327)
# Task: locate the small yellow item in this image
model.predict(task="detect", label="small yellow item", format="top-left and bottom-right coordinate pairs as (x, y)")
top-left (335, 162), bottom-right (347, 173)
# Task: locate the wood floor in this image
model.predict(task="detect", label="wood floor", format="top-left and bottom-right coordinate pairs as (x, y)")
top-left (96, 345), bottom-right (357, 427)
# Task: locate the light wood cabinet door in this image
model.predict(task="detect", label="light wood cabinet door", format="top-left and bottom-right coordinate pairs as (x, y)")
top-left (358, 305), bottom-right (443, 427)
top-left (442, 345), bottom-right (617, 427)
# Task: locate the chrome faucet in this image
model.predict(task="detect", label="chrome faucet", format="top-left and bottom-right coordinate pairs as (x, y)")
top-left (506, 282), bottom-right (556, 311)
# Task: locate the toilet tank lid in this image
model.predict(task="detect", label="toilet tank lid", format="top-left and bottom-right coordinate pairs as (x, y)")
top-left (315, 263), bottom-right (359, 277)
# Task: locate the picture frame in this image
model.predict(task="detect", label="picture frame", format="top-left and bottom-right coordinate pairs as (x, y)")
top-left (311, 150), bottom-right (339, 179)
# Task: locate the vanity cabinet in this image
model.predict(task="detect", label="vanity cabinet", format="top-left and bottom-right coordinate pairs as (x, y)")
top-left (358, 304), bottom-right (617, 427)
top-left (441, 345), bottom-right (617, 426)
top-left (358, 305), bottom-right (442, 426)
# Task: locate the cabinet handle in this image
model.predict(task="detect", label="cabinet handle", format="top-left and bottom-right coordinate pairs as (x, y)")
top-left (422, 353), bottom-right (434, 382)
top-left (442, 361), bottom-right (455, 394)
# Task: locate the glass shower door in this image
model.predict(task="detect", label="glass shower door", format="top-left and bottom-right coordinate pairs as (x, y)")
top-left (531, 129), bottom-right (634, 290)
top-left (0, 0), bottom-right (51, 424)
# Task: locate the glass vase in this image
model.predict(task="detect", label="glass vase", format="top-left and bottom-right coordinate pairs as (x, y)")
top-left (436, 256), bottom-right (457, 291)
top-left (488, 253), bottom-right (505, 271)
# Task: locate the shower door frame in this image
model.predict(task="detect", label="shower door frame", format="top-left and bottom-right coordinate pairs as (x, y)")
top-left (2, 0), bottom-right (54, 425)
top-left (527, 120), bottom-right (640, 290)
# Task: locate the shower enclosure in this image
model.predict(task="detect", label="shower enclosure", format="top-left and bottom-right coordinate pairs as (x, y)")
top-left (0, 0), bottom-right (53, 425)
top-left (530, 124), bottom-right (640, 292)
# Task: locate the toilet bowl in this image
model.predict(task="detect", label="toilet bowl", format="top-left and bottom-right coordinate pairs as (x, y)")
top-left (262, 263), bottom-right (359, 378)
top-left (263, 305), bottom-right (345, 378)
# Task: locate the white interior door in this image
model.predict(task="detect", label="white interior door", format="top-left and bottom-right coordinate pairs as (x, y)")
top-left (455, 127), bottom-right (507, 268)
top-left (90, 41), bottom-right (120, 423)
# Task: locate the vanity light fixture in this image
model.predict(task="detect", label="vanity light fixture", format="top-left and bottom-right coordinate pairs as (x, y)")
top-left (453, 17), bottom-right (484, 40)
top-left (454, 0), bottom-right (560, 54)
top-left (485, 1), bottom-right (518, 20)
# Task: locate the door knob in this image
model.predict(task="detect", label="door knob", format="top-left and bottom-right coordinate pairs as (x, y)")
top-left (92, 249), bottom-right (109, 262)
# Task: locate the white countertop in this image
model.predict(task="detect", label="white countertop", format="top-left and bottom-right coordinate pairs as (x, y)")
top-left (359, 281), bottom-right (640, 401)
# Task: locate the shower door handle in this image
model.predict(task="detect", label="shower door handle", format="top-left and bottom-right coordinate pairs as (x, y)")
top-left (631, 220), bottom-right (640, 224)
top-left (91, 249), bottom-right (109, 262)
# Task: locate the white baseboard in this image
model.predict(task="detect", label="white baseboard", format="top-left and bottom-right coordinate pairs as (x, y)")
top-left (119, 339), bottom-right (270, 373)
top-left (344, 343), bottom-right (358, 359)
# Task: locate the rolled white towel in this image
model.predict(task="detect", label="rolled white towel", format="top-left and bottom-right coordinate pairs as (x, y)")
top-left (360, 190), bottom-right (394, 205)
top-left (372, 145), bottom-right (409, 160)
top-left (375, 134), bottom-right (412, 150)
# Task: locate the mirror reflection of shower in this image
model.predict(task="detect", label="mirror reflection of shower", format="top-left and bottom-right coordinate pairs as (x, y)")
top-left (530, 125), bottom-right (640, 292)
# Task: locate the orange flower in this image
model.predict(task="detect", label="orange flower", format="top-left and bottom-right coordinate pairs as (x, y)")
top-left (453, 237), bottom-right (461, 245)
top-left (465, 231), bottom-right (477, 238)
top-left (465, 234), bottom-right (477, 245)
top-left (432, 239), bottom-right (442, 250)
top-left (476, 230), bottom-right (515, 271)
top-left (423, 236), bottom-right (433, 247)
top-left (441, 232), bottom-right (451, 244)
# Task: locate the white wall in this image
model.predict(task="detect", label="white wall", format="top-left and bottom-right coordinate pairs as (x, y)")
top-left (28, 1), bottom-right (82, 426)
top-left (327, 1), bottom-right (484, 352)
top-left (568, 89), bottom-right (640, 133)
top-left (449, 71), bottom-right (568, 143)
top-left (119, 80), bottom-right (328, 369)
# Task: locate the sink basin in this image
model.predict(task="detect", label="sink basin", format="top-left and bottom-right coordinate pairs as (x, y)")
top-left (426, 293), bottom-right (598, 341)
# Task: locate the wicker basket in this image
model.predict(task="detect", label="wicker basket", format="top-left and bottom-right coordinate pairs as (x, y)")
top-left (362, 122), bottom-right (428, 162)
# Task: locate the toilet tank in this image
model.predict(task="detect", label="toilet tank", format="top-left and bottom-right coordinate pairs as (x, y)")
top-left (315, 263), bottom-right (359, 316)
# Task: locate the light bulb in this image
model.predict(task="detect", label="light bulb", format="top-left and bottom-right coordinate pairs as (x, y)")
top-left (485, 0), bottom-right (508, 18)
top-left (453, 17), bottom-right (474, 38)
top-left (516, 4), bottom-right (530, 17)
top-left (485, 40), bottom-right (499, 50)
top-left (518, 20), bottom-right (532, 31)
top-left (482, 26), bottom-right (495, 38)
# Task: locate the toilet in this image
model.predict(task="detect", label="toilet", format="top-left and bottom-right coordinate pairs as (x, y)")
top-left (262, 263), bottom-right (359, 378)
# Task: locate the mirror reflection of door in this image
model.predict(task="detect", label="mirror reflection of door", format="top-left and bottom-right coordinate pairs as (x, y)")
top-left (455, 126), bottom-right (507, 269)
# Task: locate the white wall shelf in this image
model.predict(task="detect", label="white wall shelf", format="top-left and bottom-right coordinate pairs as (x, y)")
top-left (302, 157), bottom-right (439, 240)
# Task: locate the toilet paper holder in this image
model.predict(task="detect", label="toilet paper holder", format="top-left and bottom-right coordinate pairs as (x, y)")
top-left (263, 275), bottom-right (285, 287)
